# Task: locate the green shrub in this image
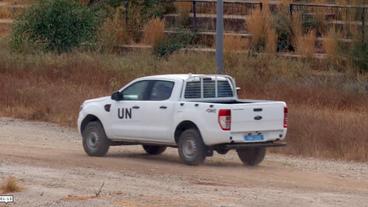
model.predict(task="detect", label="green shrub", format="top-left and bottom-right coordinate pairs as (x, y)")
top-left (351, 42), bottom-right (368, 72)
top-left (10, 0), bottom-right (98, 53)
top-left (153, 30), bottom-right (194, 58)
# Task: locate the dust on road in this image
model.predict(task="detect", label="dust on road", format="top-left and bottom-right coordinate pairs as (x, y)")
top-left (0, 118), bottom-right (367, 207)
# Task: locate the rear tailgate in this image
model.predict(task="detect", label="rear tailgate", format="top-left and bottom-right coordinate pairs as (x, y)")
top-left (230, 101), bottom-right (286, 133)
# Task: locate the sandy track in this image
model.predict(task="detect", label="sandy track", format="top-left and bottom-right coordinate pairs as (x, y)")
top-left (0, 118), bottom-right (367, 207)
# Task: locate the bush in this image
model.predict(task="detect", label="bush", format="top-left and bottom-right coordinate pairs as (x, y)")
top-left (246, 4), bottom-right (276, 53)
top-left (143, 18), bottom-right (165, 45)
top-left (10, 0), bottom-right (98, 53)
top-left (125, 0), bottom-right (174, 42)
top-left (153, 30), bottom-right (194, 58)
top-left (1, 176), bottom-right (22, 193)
top-left (97, 7), bottom-right (128, 52)
top-left (351, 42), bottom-right (368, 72)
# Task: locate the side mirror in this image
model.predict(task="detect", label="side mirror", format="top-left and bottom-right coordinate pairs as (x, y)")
top-left (111, 91), bottom-right (123, 101)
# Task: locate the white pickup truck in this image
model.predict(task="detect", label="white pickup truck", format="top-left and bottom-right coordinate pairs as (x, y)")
top-left (78, 74), bottom-right (287, 166)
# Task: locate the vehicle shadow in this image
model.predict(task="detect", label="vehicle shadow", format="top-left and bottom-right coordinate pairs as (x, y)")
top-left (106, 151), bottom-right (247, 169)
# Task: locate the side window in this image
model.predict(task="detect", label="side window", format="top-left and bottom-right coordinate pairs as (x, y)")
top-left (149, 81), bottom-right (175, 101)
top-left (121, 81), bottom-right (150, 100)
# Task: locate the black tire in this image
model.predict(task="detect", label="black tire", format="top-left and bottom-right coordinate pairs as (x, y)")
top-left (237, 147), bottom-right (266, 166)
top-left (178, 129), bottom-right (206, 165)
top-left (82, 121), bottom-right (110, 156)
top-left (142, 145), bottom-right (167, 155)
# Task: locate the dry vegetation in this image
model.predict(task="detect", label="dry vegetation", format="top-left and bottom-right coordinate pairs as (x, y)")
top-left (246, 0), bottom-right (278, 53)
top-left (0, 7), bottom-right (12, 19)
top-left (224, 36), bottom-right (248, 52)
top-left (143, 18), bottom-right (165, 46)
top-left (0, 38), bottom-right (367, 162)
top-left (97, 7), bottom-right (128, 52)
top-left (295, 30), bottom-right (317, 57)
top-left (0, 176), bottom-right (22, 194)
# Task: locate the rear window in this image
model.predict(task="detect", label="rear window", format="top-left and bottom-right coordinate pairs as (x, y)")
top-left (184, 81), bottom-right (201, 99)
top-left (184, 79), bottom-right (234, 99)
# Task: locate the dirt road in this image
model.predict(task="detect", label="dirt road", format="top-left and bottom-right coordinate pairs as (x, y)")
top-left (0, 118), bottom-right (367, 207)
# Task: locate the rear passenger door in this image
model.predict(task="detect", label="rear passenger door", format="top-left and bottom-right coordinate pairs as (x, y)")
top-left (140, 80), bottom-right (176, 143)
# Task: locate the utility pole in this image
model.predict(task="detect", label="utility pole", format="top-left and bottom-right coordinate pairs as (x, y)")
top-left (215, 0), bottom-right (224, 74)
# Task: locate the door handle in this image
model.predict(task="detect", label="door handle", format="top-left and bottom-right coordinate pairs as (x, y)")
top-left (254, 115), bottom-right (263, 120)
top-left (132, 106), bottom-right (140, 109)
top-left (160, 106), bottom-right (167, 109)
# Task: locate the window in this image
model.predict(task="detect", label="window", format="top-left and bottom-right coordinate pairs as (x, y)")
top-left (184, 79), bottom-right (234, 99)
top-left (150, 81), bottom-right (175, 100)
top-left (121, 81), bottom-right (150, 100)
top-left (217, 80), bottom-right (234, 97)
top-left (184, 81), bottom-right (201, 99)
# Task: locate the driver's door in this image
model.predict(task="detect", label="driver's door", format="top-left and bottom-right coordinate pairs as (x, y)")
top-left (110, 80), bottom-right (151, 140)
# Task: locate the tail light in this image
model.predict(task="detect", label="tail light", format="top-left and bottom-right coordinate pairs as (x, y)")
top-left (284, 106), bottom-right (288, 128)
top-left (218, 109), bottom-right (231, 131)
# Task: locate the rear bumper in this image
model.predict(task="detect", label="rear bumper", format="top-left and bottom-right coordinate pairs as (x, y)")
top-left (223, 140), bottom-right (287, 150)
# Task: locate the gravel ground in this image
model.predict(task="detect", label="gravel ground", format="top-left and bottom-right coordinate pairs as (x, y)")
top-left (0, 117), bottom-right (367, 207)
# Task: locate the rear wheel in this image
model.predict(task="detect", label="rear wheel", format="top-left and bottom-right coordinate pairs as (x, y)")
top-left (178, 129), bottom-right (206, 165)
top-left (237, 147), bottom-right (266, 166)
top-left (82, 121), bottom-right (110, 156)
top-left (142, 145), bottom-right (167, 155)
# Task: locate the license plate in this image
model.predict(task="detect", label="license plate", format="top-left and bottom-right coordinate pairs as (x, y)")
top-left (244, 134), bottom-right (264, 141)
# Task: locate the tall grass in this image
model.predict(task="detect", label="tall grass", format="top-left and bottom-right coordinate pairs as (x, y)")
top-left (1, 176), bottom-right (22, 193)
top-left (246, 0), bottom-right (277, 53)
top-left (0, 41), bottom-right (367, 161)
top-left (295, 30), bottom-right (317, 57)
top-left (174, 2), bottom-right (191, 28)
top-left (0, 7), bottom-right (12, 18)
top-left (224, 36), bottom-right (248, 52)
top-left (143, 18), bottom-right (165, 46)
top-left (97, 7), bottom-right (128, 52)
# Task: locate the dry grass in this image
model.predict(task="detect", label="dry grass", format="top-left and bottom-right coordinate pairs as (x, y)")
top-left (0, 41), bottom-right (367, 162)
top-left (174, 2), bottom-right (192, 13)
top-left (143, 18), bottom-right (165, 46)
top-left (247, 9), bottom-right (265, 47)
top-left (274, 106), bottom-right (368, 161)
top-left (265, 29), bottom-right (277, 54)
top-left (0, 25), bottom-right (10, 37)
top-left (323, 29), bottom-right (339, 57)
top-left (246, 0), bottom-right (276, 52)
top-left (295, 30), bottom-right (317, 57)
top-left (224, 36), bottom-right (248, 53)
top-left (292, 12), bottom-right (316, 57)
top-left (97, 7), bottom-right (128, 52)
top-left (323, 28), bottom-right (343, 68)
top-left (174, 2), bottom-right (191, 28)
top-left (1, 176), bottom-right (22, 194)
top-left (0, 7), bottom-right (12, 19)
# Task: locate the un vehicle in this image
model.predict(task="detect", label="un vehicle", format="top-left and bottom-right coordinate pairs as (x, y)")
top-left (78, 74), bottom-right (288, 165)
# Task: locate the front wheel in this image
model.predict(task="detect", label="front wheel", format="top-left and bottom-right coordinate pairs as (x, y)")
top-left (142, 145), bottom-right (167, 155)
top-left (237, 147), bottom-right (266, 166)
top-left (178, 129), bottom-right (206, 165)
top-left (82, 121), bottom-right (110, 156)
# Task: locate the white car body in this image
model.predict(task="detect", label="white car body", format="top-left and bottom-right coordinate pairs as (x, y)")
top-left (78, 74), bottom-right (287, 148)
